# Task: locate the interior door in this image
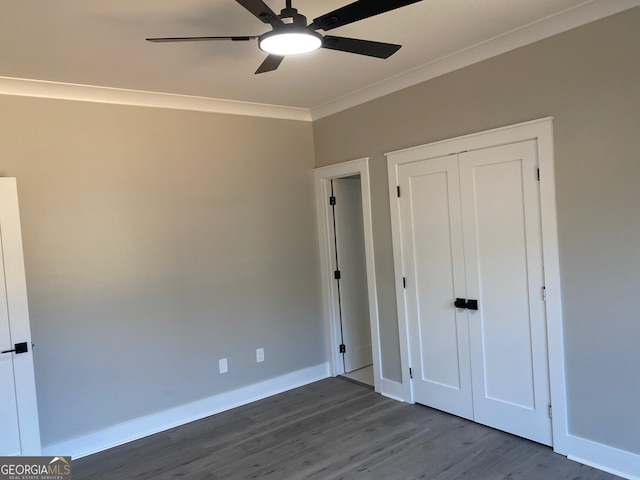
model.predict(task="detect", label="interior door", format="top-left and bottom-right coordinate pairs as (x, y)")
top-left (332, 178), bottom-right (372, 373)
top-left (0, 178), bottom-right (41, 455)
top-left (398, 156), bottom-right (473, 419)
top-left (459, 141), bottom-right (552, 445)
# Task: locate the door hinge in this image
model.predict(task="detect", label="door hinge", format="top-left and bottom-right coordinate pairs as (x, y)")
top-left (409, 368), bottom-right (413, 379)
top-left (549, 404), bottom-right (553, 418)
top-left (397, 186), bottom-right (401, 198)
top-left (542, 286), bottom-right (547, 302)
top-left (329, 196), bottom-right (336, 206)
top-left (339, 344), bottom-right (346, 354)
top-left (403, 277), bottom-right (406, 289)
top-left (537, 168), bottom-right (540, 181)
top-left (334, 270), bottom-right (341, 280)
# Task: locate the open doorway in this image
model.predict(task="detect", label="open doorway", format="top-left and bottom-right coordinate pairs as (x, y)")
top-left (330, 176), bottom-right (373, 384)
top-left (314, 158), bottom-right (381, 391)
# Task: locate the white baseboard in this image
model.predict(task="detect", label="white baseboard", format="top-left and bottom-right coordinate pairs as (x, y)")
top-left (42, 363), bottom-right (330, 460)
top-left (566, 434), bottom-right (640, 480)
top-left (379, 378), bottom-right (406, 402)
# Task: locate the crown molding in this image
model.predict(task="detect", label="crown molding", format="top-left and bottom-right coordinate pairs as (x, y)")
top-left (0, 76), bottom-right (312, 122)
top-left (309, 0), bottom-right (640, 120)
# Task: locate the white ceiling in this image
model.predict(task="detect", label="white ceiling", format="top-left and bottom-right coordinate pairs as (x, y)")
top-left (1, 0), bottom-right (636, 120)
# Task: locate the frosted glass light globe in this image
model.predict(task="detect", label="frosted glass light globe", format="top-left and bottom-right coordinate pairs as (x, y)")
top-left (259, 32), bottom-right (322, 56)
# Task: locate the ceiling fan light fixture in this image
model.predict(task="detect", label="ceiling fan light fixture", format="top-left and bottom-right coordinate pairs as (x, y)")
top-left (259, 30), bottom-right (322, 56)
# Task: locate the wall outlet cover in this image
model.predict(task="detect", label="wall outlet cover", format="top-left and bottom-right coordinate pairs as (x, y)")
top-left (219, 358), bottom-right (228, 374)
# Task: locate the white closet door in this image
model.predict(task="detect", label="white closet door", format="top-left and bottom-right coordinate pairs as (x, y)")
top-left (398, 156), bottom-right (473, 420)
top-left (459, 140), bottom-right (552, 445)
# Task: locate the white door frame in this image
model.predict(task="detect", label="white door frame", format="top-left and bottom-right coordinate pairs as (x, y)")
top-left (386, 118), bottom-right (568, 454)
top-left (314, 158), bottom-right (382, 393)
top-left (0, 178), bottom-right (41, 455)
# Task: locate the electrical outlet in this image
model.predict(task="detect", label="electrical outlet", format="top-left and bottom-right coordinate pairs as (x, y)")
top-left (219, 358), bottom-right (228, 374)
top-left (256, 348), bottom-right (264, 363)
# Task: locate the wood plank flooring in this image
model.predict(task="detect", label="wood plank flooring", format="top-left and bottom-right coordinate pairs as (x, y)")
top-left (73, 378), bottom-right (620, 479)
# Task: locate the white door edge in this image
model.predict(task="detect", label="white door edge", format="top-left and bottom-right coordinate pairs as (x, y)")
top-left (314, 158), bottom-right (382, 393)
top-left (386, 117), bottom-right (568, 453)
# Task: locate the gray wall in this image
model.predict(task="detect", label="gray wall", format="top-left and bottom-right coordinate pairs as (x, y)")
top-left (0, 97), bottom-right (323, 446)
top-left (313, 8), bottom-right (640, 455)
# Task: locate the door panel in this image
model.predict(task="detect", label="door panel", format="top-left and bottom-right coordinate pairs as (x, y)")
top-left (333, 178), bottom-right (372, 373)
top-left (460, 141), bottom-right (552, 445)
top-left (398, 157), bottom-right (473, 419)
top-left (0, 231), bottom-right (22, 456)
top-left (464, 158), bottom-right (534, 409)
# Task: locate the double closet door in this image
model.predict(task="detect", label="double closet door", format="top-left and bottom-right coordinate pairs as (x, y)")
top-left (395, 140), bottom-right (552, 446)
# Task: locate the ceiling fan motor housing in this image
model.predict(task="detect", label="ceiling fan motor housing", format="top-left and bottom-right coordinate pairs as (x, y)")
top-left (279, 6), bottom-right (308, 27)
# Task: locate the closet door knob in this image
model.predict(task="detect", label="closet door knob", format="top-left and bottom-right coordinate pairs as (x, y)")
top-left (454, 298), bottom-right (467, 309)
top-left (466, 299), bottom-right (478, 311)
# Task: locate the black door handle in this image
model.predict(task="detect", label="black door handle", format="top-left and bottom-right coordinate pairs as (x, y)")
top-left (454, 298), bottom-right (467, 308)
top-left (1, 342), bottom-right (28, 355)
top-left (453, 298), bottom-right (479, 310)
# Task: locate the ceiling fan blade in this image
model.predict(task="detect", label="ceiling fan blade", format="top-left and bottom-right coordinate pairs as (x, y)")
top-left (236, 0), bottom-right (284, 26)
top-left (322, 36), bottom-right (401, 59)
top-left (146, 36), bottom-right (257, 43)
top-left (255, 55), bottom-right (284, 74)
top-left (310, 0), bottom-right (423, 31)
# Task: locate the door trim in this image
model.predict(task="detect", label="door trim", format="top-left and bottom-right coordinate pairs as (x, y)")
top-left (0, 178), bottom-right (41, 455)
top-left (314, 158), bottom-right (381, 393)
top-left (386, 117), bottom-right (568, 454)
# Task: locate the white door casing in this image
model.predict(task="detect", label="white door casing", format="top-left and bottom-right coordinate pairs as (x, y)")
top-left (0, 178), bottom-right (41, 455)
top-left (314, 158), bottom-right (386, 394)
top-left (387, 118), bottom-right (568, 453)
top-left (332, 178), bottom-right (373, 373)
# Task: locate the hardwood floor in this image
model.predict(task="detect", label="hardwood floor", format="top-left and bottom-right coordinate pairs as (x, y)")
top-left (73, 378), bottom-right (619, 479)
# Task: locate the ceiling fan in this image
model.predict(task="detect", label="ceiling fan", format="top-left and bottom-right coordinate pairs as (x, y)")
top-left (146, 0), bottom-right (423, 74)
